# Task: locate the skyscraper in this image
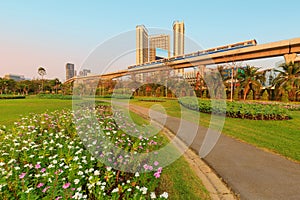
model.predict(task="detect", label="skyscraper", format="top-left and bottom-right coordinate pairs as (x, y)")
top-left (173, 21), bottom-right (185, 56)
top-left (136, 25), bottom-right (149, 65)
top-left (149, 34), bottom-right (170, 62)
top-left (173, 21), bottom-right (185, 75)
top-left (65, 63), bottom-right (75, 80)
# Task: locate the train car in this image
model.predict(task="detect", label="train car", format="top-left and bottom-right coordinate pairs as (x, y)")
top-left (128, 39), bottom-right (257, 70)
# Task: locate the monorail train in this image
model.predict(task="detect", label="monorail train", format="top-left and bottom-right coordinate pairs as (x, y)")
top-left (128, 39), bottom-right (257, 70)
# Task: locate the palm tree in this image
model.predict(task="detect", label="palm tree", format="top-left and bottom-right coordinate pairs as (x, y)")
top-left (38, 67), bottom-right (46, 93)
top-left (237, 65), bottom-right (266, 100)
top-left (273, 62), bottom-right (300, 101)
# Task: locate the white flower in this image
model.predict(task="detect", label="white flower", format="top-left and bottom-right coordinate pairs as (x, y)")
top-left (8, 159), bottom-right (16, 164)
top-left (77, 171), bottom-right (84, 176)
top-left (107, 167), bottom-right (112, 171)
top-left (94, 170), bottom-right (100, 176)
top-left (160, 192), bottom-right (168, 199)
top-left (111, 187), bottom-right (119, 193)
top-left (73, 192), bottom-right (82, 199)
top-left (0, 162), bottom-right (5, 166)
top-left (35, 174), bottom-right (40, 178)
top-left (25, 187), bottom-right (34, 193)
top-left (150, 192), bottom-right (157, 199)
top-left (127, 188), bottom-right (132, 192)
top-left (74, 179), bottom-right (80, 185)
top-left (135, 172), bottom-right (139, 177)
top-left (48, 164), bottom-right (54, 168)
top-left (89, 168), bottom-right (94, 173)
top-left (140, 186), bottom-right (147, 194)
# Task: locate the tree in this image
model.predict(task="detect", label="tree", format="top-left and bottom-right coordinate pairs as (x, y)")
top-left (237, 65), bottom-right (266, 100)
top-left (38, 67), bottom-right (46, 93)
top-left (273, 62), bottom-right (300, 101)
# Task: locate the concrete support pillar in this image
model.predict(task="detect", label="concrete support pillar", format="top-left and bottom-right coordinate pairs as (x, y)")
top-left (284, 53), bottom-right (297, 64)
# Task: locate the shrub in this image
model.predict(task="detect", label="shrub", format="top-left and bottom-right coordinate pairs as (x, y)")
top-left (0, 95), bottom-right (25, 99)
top-left (261, 90), bottom-right (269, 101)
top-left (178, 97), bottom-right (290, 120)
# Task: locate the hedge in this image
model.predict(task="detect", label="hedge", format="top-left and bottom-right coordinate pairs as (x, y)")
top-left (178, 97), bottom-right (290, 120)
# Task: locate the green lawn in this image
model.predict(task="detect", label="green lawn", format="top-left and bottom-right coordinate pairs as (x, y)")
top-left (0, 97), bottom-right (210, 200)
top-left (0, 98), bottom-right (72, 127)
top-left (129, 97), bottom-right (300, 162)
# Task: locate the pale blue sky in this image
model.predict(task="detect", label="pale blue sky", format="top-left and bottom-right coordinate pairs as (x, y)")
top-left (0, 0), bottom-right (299, 80)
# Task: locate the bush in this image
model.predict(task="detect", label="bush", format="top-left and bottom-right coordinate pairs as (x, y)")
top-left (261, 90), bottom-right (269, 101)
top-left (0, 95), bottom-right (25, 99)
top-left (37, 94), bottom-right (81, 100)
top-left (178, 97), bottom-right (290, 120)
top-left (139, 98), bottom-right (166, 102)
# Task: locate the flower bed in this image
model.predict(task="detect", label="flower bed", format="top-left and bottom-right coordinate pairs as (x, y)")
top-left (0, 106), bottom-right (168, 199)
top-left (179, 97), bottom-right (290, 120)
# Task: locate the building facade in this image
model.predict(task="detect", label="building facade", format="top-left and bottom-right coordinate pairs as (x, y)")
top-left (149, 34), bottom-right (170, 62)
top-left (136, 25), bottom-right (149, 65)
top-left (173, 21), bottom-right (185, 75)
top-left (65, 63), bottom-right (75, 80)
top-left (4, 74), bottom-right (25, 81)
top-left (173, 21), bottom-right (185, 56)
top-left (79, 69), bottom-right (91, 77)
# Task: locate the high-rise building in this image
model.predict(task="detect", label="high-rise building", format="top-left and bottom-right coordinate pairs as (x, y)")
top-left (173, 21), bottom-right (185, 56)
top-left (79, 69), bottom-right (91, 77)
top-left (136, 25), bottom-right (149, 65)
top-left (149, 34), bottom-right (170, 62)
top-left (65, 63), bottom-right (75, 80)
top-left (173, 21), bottom-right (185, 75)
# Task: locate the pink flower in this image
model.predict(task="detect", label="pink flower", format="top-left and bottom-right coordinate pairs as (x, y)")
top-left (154, 161), bottom-right (159, 166)
top-left (157, 167), bottom-right (162, 173)
top-left (42, 186), bottom-right (50, 193)
top-left (55, 196), bottom-right (62, 200)
top-left (62, 182), bottom-right (71, 189)
top-left (41, 168), bottom-right (46, 173)
top-left (37, 183), bottom-right (44, 188)
top-left (143, 164), bottom-right (149, 170)
top-left (154, 171), bottom-right (161, 178)
top-left (19, 172), bottom-right (26, 179)
top-left (35, 164), bottom-right (41, 169)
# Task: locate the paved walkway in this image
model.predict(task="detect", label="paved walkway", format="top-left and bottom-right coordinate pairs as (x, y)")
top-left (128, 104), bottom-right (300, 200)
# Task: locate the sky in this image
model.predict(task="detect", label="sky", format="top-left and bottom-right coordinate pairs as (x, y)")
top-left (1, 0), bottom-right (300, 81)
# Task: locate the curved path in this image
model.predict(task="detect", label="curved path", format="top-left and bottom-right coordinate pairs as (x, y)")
top-left (127, 103), bottom-right (300, 200)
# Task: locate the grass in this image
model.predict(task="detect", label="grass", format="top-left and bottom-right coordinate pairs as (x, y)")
top-left (0, 98), bottom-right (72, 127)
top-left (128, 110), bottom-right (210, 199)
top-left (128, 97), bottom-right (300, 162)
top-left (0, 97), bottom-right (210, 200)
